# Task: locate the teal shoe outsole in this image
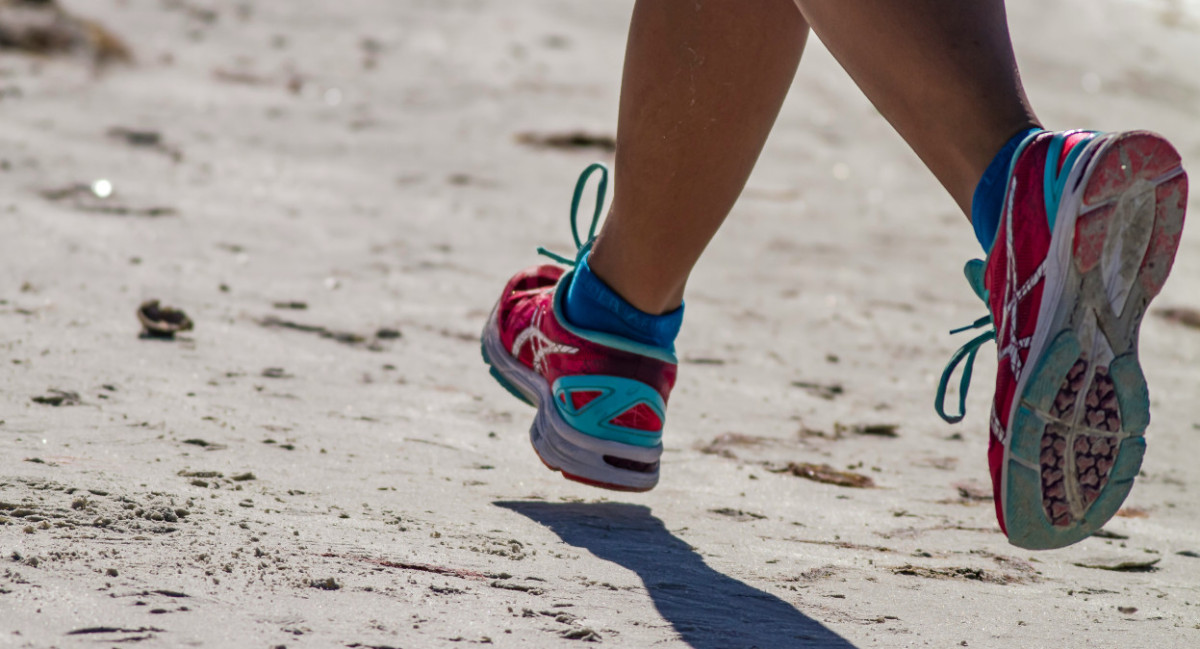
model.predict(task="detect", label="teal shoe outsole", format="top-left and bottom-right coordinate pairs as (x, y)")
top-left (1003, 332), bottom-right (1149, 550)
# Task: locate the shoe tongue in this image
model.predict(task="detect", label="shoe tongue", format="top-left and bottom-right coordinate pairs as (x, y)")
top-left (963, 259), bottom-right (989, 304)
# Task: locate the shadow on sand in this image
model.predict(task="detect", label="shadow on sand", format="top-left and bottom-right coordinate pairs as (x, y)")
top-left (496, 501), bottom-right (859, 649)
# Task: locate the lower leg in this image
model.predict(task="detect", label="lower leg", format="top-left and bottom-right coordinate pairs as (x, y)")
top-left (793, 0), bottom-right (1040, 217)
top-left (586, 0), bottom-right (809, 315)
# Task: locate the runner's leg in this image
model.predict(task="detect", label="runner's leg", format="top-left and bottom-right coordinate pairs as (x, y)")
top-left (793, 0), bottom-right (1040, 216)
top-left (586, 0), bottom-right (809, 315)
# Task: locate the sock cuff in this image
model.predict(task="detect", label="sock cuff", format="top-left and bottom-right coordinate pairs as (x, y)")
top-left (972, 126), bottom-right (1044, 253)
top-left (563, 256), bottom-right (683, 351)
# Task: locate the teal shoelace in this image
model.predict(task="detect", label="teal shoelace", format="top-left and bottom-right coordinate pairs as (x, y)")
top-left (543, 162), bottom-right (996, 424)
top-left (935, 131), bottom-right (1098, 424)
top-left (536, 163), bottom-right (609, 267)
top-left (935, 259), bottom-right (996, 424)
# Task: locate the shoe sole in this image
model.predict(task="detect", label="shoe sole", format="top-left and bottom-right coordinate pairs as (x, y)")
top-left (1002, 132), bottom-right (1187, 549)
top-left (480, 304), bottom-right (661, 492)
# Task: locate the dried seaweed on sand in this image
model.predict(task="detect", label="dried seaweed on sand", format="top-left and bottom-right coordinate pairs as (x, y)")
top-left (769, 462), bottom-right (875, 488)
top-left (0, 0), bottom-right (131, 66)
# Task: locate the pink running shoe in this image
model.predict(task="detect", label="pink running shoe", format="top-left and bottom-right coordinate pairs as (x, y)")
top-left (481, 164), bottom-right (676, 491)
top-left (938, 130), bottom-right (1188, 549)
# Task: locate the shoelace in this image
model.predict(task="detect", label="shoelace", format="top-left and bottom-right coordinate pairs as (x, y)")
top-left (935, 259), bottom-right (995, 424)
top-left (933, 130), bottom-right (1098, 424)
top-left (544, 163), bottom-right (998, 424)
top-left (536, 162), bottom-right (609, 267)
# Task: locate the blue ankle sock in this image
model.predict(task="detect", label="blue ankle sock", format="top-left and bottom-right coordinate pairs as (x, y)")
top-left (562, 255), bottom-right (683, 351)
top-left (972, 126), bottom-right (1044, 253)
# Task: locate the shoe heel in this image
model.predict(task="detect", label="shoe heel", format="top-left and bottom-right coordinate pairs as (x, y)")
top-left (1081, 132), bottom-right (1184, 208)
top-left (1078, 133), bottom-right (1187, 307)
top-left (1137, 170), bottom-right (1187, 299)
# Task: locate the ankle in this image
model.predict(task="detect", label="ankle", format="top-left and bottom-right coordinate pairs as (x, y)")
top-left (586, 245), bottom-right (684, 316)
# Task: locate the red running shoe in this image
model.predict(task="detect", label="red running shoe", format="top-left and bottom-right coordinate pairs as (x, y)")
top-left (481, 164), bottom-right (676, 491)
top-left (938, 130), bottom-right (1188, 549)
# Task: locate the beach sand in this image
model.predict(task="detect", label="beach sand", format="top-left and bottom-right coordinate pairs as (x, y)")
top-left (2, 1), bottom-right (1199, 647)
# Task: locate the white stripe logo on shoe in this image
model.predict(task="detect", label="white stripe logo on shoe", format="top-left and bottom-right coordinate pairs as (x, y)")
top-left (995, 177), bottom-right (1045, 385)
top-left (511, 308), bottom-right (578, 375)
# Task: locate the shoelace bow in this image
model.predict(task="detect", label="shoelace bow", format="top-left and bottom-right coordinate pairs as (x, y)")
top-left (536, 162), bottom-right (609, 267)
top-left (935, 259), bottom-right (996, 424)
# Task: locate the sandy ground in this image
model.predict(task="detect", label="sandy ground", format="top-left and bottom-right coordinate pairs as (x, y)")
top-left (2, 1), bottom-right (1200, 647)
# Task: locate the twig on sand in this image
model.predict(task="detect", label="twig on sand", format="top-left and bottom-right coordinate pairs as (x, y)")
top-left (323, 553), bottom-right (490, 581)
top-left (258, 315), bottom-right (396, 351)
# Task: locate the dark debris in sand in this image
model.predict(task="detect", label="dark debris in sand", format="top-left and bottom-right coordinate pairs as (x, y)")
top-left (835, 422), bottom-right (900, 438)
top-left (40, 183), bottom-right (177, 218)
top-left (698, 432), bottom-right (773, 459)
top-left (31, 389), bottom-right (80, 406)
top-left (107, 126), bottom-right (183, 161)
top-left (516, 130), bottom-right (616, 153)
top-left (310, 577), bottom-right (341, 590)
top-left (138, 300), bottom-right (193, 339)
top-left (182, 438), bottom-right (227, 451)
top-left (67, 626), bottom-right (165, 635)
top-left (891, 563), bottom-right (1035, 585)
top-left (323, 553), bottom-right (490, 581)
top-left (709, 507), bottom-right (767, 521)
top-left (1157, 306), bottom-right (1200, 330)
top-left (490, 580), bottom-right (545, 596)
top-left (258, 316), bottom-right (400, 351)
top-left (1, 478), bottom-right (193, 534)
top-left (0, 0), bottom-right (132, 67)
top-left (769, 462), bottom-right (875, 488)
top-left (951, 481), bottom-right (993, 502)
top-left (1074, 558), bottom-right (1161, 573)
top-left (790, 380), bottom-right (844, 400)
